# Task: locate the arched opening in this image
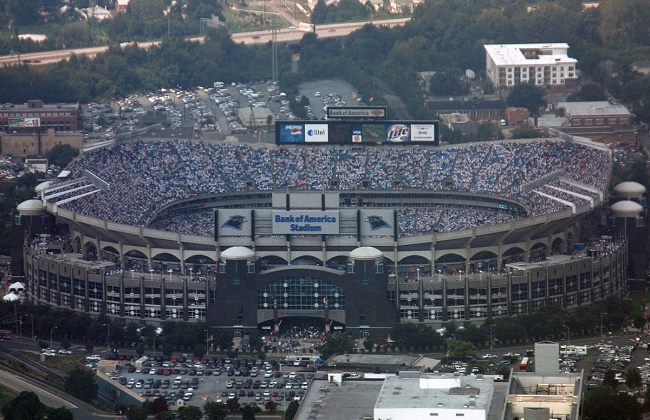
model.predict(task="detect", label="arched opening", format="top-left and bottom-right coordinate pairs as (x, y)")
top-left (502, 247), bottom-right (525, 265)
top-left (398, 255), bottom-right (431, 277)
top-left (124, 250), bottom-right (148, 271)
top-left (291, 256), bottom-right (323, 266)
top-left (326, 255), bottom-right (348, 270)
top-left (152, 253), bottom-right (182, 274)
top-left (470, 250), bottom-right (498, 272)
top-left (551, 237), bottom-right (565, 255)
top-left (434, 253), bottom-right (465, 274)
top-left (85, 241), bottom-right (97, 261)
top-left (185, 255), bottom-right (216, 278)
top-left (259, 256), bottom-right (288, 270)
top-left (100, 246), bottom-right (120, 264)
top-left (530, 242), bottom-right (548, 262)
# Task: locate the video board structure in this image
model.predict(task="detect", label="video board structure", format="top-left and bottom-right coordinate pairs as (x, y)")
top-left (276, 120), bottom-right (439, 146)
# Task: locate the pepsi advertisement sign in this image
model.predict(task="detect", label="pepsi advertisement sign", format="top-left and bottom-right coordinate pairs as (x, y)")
top-left (278, 124), bottom-right (305, 143)
top-left (276, 120), bottom-right (438, 145)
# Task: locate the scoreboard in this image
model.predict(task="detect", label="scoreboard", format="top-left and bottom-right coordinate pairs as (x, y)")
top-left (276, 120), bottom-right (439, 146)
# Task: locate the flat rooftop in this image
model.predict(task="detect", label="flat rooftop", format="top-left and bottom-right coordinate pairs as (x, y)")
top-left (296, 378), bottom-right (384, 420)
top-left (485, 43), bottom-right (577, 67)
top-left (558, 101), bottom-right (631, 117)
top-left (375, 372), bottom-right (494, 411)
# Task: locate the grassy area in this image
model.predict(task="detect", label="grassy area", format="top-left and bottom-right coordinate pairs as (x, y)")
top-left (16, 351), bottom-right (84, 375)
top-left (0, 383), bottom-right (20, 409)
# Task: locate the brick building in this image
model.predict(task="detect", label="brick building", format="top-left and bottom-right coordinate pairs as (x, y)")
top-left (0, 100), bottom-right (82, 133)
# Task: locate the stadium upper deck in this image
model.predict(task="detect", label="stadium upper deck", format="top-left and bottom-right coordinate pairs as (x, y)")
top-left (45, 139), bottom-right (610, 238)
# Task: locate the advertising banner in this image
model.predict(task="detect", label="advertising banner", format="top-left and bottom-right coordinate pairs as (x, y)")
top-left (276, 120), bottom-right (438, 145)
top-left (9, 117), bottom-right (40, 128)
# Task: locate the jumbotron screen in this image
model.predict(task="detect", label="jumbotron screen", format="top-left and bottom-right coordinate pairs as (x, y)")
top-left (275, 120), bottom-right (439, 146)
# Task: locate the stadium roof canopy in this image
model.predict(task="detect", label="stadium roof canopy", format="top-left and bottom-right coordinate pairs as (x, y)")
top-left (610, 200), bottom-right (643, 217)
top-left (614, 181), bottom-right (646, 199)
top-left (350, 246), bottom-right (383, 260)
top-left (17, 199), bottom-right (45, 215)
top-left (221, 246), bottom-right (255, 260)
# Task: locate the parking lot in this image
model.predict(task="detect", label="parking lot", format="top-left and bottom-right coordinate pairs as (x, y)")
top-left (103, 355), bottom-right (315, 408)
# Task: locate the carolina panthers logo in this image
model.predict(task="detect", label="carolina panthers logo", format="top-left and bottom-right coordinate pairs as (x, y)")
top-left (222, 215), bottom-right (247, 230)
top-left (366, 215), bottom-right (391, 230)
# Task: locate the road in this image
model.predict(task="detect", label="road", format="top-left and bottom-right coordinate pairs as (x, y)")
top-left (0, 18), bottom-right (410, 67)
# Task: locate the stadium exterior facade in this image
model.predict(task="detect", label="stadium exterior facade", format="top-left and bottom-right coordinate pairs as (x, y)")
top-left (20, 138), bottom-right (627, 339)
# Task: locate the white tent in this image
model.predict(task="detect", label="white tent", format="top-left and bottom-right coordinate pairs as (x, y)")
top-left (3, 292), bottom-right (19, 302)
top-left (8, 282), bottom-right (25, 293)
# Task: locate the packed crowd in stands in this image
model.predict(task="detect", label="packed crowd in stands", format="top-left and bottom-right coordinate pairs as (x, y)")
top-left (49, 140), bottom-right (610, 236)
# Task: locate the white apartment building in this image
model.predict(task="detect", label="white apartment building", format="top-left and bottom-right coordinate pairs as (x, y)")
top-left (484, 43), bottom-right (578, 89)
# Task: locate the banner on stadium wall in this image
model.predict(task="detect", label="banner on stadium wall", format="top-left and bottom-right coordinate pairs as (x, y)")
top-left (272, 210), bottom-right (340, 235)
top-left (276, 120), bottom-right (439, 146)
top-left (360, 209), bottom-right (394, 237)
top-left (216, 209), bottom-right (252, 237)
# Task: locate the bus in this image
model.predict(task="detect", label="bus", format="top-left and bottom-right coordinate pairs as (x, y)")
top-left (561, 345), bottom-right (588, 357)
top-left (519, 357), bottom-right (531, 372)
top-left (0, 330), bottom-right (11, 340)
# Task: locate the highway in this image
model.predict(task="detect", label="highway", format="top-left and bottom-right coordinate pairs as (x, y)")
top-left (0, 18), bottom-right (410, 67)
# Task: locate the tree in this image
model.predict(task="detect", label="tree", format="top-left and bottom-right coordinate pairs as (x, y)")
top-left (602, 369), bottom-right (618, 388)
top-left (151, 396), bottom-right (169, 414)
top-left (567, 82), bottom-right (608, 102)
top-left (1, 391), bottom-right (47, 420)
top-left (60, 338), bottom-right (71, 350)
top-left (46, 144), bottom-right (80, 168)
top-left (319, 332), bottom-right (355, 359)
top-left (363, 335), bottom-right (374, 351)
top-left (476, 121), bottom-right (503, 141)
top-left (285, 400), bottom-right (299, 420)
top-left (64, 366), bottom-right (98, 402)
top-left (46, 407), bottom-right (74, 420)
top-left (264, 400), bottom-right (278, 413)
top-left (242, 404), bottom-right (257, 420)
top-left (446, 339), bottom-right (477, 360)
top-left (155, 412), bottom-right (176, 420)
top-left (429, 71), bottom-right (468, 97)
top-left (510, 125), bottom-right (540, 139)
top-left (127, 406), bottom-right (148, 420)
top-left (626, 367), bottom-right (642, 390)
top-left (507, 83), bottom-right (547, 116)
top-left (226, 396), bottom-right (240, 413)
top-left (204, 401), bottom-right (228, 420)
top-left (178, 405), bottom-right (203, 420)
top-left (583, 384), bottom-right (642, 420)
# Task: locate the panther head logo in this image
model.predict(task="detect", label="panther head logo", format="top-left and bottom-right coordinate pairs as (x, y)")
top-left (222, 215), bottom-right (247, 230)
top-left (365, 215), bottom-right (391, 230)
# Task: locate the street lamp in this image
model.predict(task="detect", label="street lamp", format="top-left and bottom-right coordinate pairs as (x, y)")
top-left (50, 326), bottom-right (58, 349)
top-left (490, 324), bottom-right (495, 350)
top-left (168, 269), bottom-right (173, 282)
top-left (103, 323), bottom-right (110, 349)
top-left (600, 312), bottom-right (607, 338)
top-left (563, 325), bottom-right (570, 345)
top-left (205, 328), bottom-right (210, 356)
top-left (189, 267), bottom-right (193, 282)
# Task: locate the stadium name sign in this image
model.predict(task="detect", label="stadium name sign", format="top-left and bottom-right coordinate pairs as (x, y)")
top-left (272, 210), bottom-right (340, 234)
top-left (327, 107), bottom-right (387, 119)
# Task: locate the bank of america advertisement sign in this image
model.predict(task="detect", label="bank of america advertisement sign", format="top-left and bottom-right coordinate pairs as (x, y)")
top-left (272, 210), bottom-right (340, 234)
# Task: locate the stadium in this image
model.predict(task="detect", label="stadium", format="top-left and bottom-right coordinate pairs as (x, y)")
top-left (17, 132), bottom-right (629, 340)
